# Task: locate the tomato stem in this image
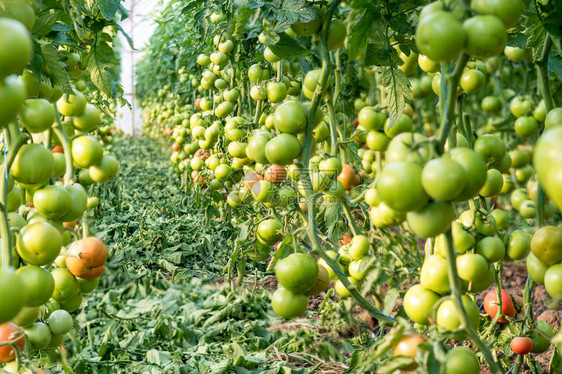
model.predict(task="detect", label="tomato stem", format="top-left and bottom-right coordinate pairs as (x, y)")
top-left (0, 123), bottom-right (28, 269)
top-left (536, 34), bottom-right (554, 113)
top-left (444, 230), bottom-right (504, 374)
top-left (53, 104), bottom-right (75, 186)
top-left (437, 52), bottom-right (469, 153)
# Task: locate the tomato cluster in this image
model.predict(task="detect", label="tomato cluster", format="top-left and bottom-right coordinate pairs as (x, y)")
top-left (0, 8), bottom-right (120, 369)
top-left (139, 0), bottom-right (562, 371)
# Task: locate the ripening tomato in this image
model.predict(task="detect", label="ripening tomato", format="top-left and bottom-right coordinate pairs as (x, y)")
top-left (510, 337), bottom-right (534, 355)
top-left (66, 237), bottom-right (107, 280)
top-left (393, 332), bottom-right (425, 370)
top-left (483, 289), bottom-right (515, 324)
top-left (0, 322), bottom-right (25, 363)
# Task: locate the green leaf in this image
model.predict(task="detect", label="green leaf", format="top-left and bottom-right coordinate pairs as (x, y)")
top-left (233, 7), bottom-right (255, 37)
top-left (40, 43), bottom-right (72, 94)
top-left (549, 53), bottom-right (562, 78)
top-left (82, 41), bottom-right (119, 99)
top-left (348, 10), bottom-right (378, 61)
top-left (181, 0), bottom-right (199, 14)
top-left (268, 32), bottom-right (309, 58)
top-left (381, 68), bottom-right (412, 128)
top-left (32, 11), bottom-right (59, 36)
top-left (277, 0), bottom-right (319, 24)
top-left (98, 0), bottom-right (121, 20)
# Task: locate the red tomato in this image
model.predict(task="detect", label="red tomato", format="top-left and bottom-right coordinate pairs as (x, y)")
top-left (483, 289), bottom-right (515, 324)
top-left (0, 322), bottom-right (25, 363)
top-left (511, 337), bottom-right (534, 355)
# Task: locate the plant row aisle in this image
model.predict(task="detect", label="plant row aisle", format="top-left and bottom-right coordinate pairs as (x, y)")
top-left (1, 0), bottom-right (562, 373)
top-left (135, 0), bottom-right (562, 373)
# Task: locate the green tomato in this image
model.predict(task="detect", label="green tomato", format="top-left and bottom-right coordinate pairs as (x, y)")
top-left (403, 284), bottom-right (439, 325)
top-left (460, 69), bottom-right (485, 93)
top-left (384, 114), bottom-right (413, 138)
top-left (0, 268), bottom-right (24, 324)
top-left (456, 253), bottom-right (489, 282)
top-left (436, 296), bottom-right (480, 335)
top-left (514, 116), bottom-right (538, 137)
top-left (421, 158), bottom-right (467, 201)
top-left (25, 322), bottom-right (52, 349)
top-left (445, 347), bottom-right (480, 374)
top-left (416, 11), bottom-right (466, 61)
top-left (271, 288), bottom-right (307, 319)
top-left (326, 19), bottom-right (347, 51)
top-left (348, 235), bottom-right (370, 260)
top-left (275, 253), bottom-right (318, 293)
top-left (47, 309), bottom-right (73, 335)
top-left (376, 161), bottom-right (428, 212)
top-left (470, 0), bottom-right (523, 28)
top-left (407, 201), bottom-right (455, 238)
top-left (544, 264), bottom-right (562, 300)
top-left (476, 236), bottom-right (505, 262)
top-left (265, 134), bottom-right (301, 165)
top-left (443, 147), bottom-right (487, 201)
top-left (420, 255), bottom-right (449, 294)
top-left (273, 101), bottom-right (306, 134)
top-left (0, 18), bottom-right (33, 78)
top-left (531, 226), bottom-right (562, 265)
top-left (463, 15), bottom-right (507, 59)
top-left (479, 169), bottom-right (503, 197)
top-left (526, 252), bottom-right (549, 285)
top-left (544, 107), bottom-right (562, 129)
top-left (506, 230), bottom-right (531, 260)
